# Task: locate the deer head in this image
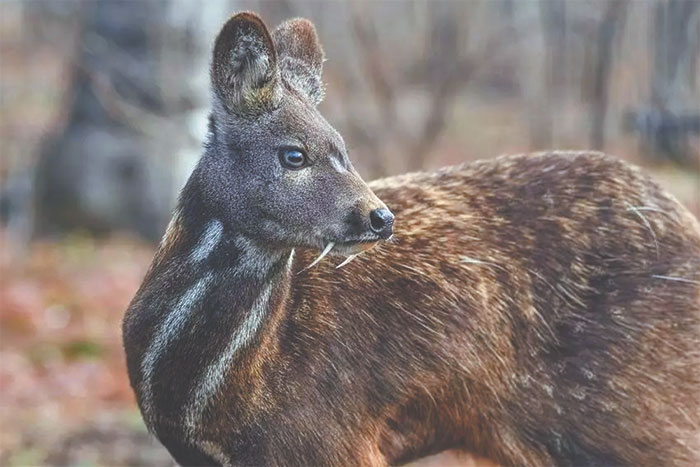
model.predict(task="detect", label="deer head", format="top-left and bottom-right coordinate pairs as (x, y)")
top-left (200, 12), bottom-right (393, 258)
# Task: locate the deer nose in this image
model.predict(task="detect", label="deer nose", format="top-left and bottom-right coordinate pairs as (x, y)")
top-left (369, 208), bottom-right (394, 239)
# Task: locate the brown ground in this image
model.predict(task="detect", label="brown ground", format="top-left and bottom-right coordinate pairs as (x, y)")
top-left (0, 232), bottom-right (173, 465)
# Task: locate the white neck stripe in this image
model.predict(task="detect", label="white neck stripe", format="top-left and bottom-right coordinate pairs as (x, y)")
top-left (140, 272), bottom-right (215, 428)
top-left (185, 250), bottom-right (294, 431)
top-left (189, 220), bottom-right (224, 263)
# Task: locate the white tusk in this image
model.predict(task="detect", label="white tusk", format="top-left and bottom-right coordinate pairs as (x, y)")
top-left (335, 252), bottom-right (363, 269)
top-left (300, 242), bottom-right (335, 273)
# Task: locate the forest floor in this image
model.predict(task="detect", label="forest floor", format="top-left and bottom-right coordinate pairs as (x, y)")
top-left (0, 232), bottom-right (173, 466)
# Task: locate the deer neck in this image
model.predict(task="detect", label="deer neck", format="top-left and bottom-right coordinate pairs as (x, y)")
top-left (133, 185), bottom-right (294, 435)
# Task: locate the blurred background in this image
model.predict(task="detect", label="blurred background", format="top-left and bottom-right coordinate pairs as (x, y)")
top-left (1, 0), bottom-right (698, 464)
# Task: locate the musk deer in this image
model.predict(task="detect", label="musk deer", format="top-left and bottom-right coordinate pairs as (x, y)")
top-left (123, 12), bottom-right (700, 467)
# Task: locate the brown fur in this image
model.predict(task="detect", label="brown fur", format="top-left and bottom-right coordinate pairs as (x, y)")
top-left (252, 151), bottom-right (700, 466)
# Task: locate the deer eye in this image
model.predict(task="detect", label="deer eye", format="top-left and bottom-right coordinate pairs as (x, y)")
top-left (279, 148), bottom-right (307, 169)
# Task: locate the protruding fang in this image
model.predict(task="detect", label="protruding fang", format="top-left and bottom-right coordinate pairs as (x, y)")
top-left (300, 242), bottom-right (335, 272)
top-left (335, 252), bottom-right (363, 269)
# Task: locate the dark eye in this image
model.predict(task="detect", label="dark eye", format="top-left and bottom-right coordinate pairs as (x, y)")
top-left (279, 148), bottom-right (307, 169)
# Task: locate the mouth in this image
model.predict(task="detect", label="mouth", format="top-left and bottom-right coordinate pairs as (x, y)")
top-left (329, 235), bottom-right (382, 255)
top-left (299, 235), bottom-right (383, 272)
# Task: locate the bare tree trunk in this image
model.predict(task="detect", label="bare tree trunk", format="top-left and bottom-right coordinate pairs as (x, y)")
top-left (590, 0), bottom-right (629, 150)
top-left (628, 0), bottom-right (700, 165)
top-left (532, 0), bottom-right (567, 149)
top-left (652, 0), bottom-right (698, 108)
top-left (34, 1), bottom-right (172, 240)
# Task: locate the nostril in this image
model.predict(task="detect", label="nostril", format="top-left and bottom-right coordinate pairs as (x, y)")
top-left (369, 210), bottom-right (385, 231)
top-left (369, 208), bottom-right (394, 238)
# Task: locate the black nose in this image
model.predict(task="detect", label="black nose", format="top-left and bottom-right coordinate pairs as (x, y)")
top-left (369, 208), bottom-right (394, 239)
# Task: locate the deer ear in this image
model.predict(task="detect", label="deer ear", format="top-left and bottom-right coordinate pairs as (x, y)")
top-left (273, 18), bottom-right (325, 106)
top-left (211, 12), bottom-right (281, 114)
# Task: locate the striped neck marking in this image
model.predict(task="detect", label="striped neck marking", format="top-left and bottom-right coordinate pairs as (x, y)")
top-left (140, 219), bottom-right (223, 428)
top-left (140, 272), bottom-right (215, 428)
top-left (189, 219), bottom-right (224, 262)
top-left (185, 250), bottom-right (295, 431)
top-left (139, 218), bottom-right (294, 440)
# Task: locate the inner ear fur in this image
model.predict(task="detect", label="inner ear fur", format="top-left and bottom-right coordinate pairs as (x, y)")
top-left (211, 12), bottom-right (281, 114)
top-left (273, 18), bottom-right (325, 106)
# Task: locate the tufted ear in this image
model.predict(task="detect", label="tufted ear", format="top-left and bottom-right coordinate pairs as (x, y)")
top-left (211, 12), bottom-right (281, 115)
top-left (273, 18), bottom-right (325, 106)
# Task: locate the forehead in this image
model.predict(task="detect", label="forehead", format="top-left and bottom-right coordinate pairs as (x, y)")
top-left (271, 92), bottom-right (345, 152)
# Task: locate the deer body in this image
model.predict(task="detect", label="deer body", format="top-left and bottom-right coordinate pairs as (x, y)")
top-left (123, 12), bottom-right (700, 467)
